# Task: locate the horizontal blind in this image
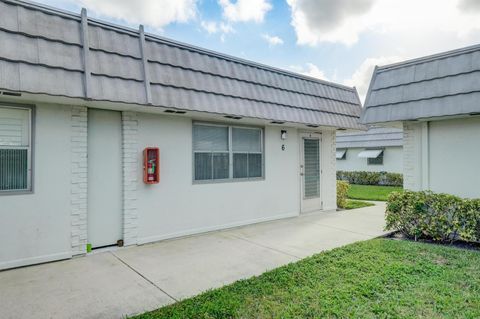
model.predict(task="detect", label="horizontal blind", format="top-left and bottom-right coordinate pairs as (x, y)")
top-left (232, 128), bottom-right (261, 152)
top-left (304, 139), bottom-right (319, 198)
top-left (0, 107), bottom-right (31, 191)
top-left (0, 148), bottom-right (28, 190)
top-left (0, 107), bottom-right (30, 146)
top-left (193, 125), bottom-right (228, 151)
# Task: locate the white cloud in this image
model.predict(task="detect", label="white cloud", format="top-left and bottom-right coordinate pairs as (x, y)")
top-left (200, 20), bottom-right (234, 41)
top-left (200, 20), bottom-right (218, 34)
top-left (78, 0), bottom-right (197, 29)
top-left (344, 56), bottom-right (403, 103)
top-left (290, 63), bottom-right (329, 81)
top-left (287, 0), bottom-right (480, 46)
top-left (201, 20), bottom-right (234, 34)
top-left (458, 0), bottom-right (480, 12)
top-left (262, 34), bottom-right (284, 46)
top-left (218, 0), bottom-right (272, 23)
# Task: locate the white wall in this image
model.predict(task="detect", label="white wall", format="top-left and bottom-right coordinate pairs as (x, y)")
top-left (403, 117), bottom-right (480, 199)
top-left (429, 117), bottom-right (480, 198)
top-left (0, 106), bottom-right (339, 269)
top-left (135, 114), bottom-right (302, 243)
top-left (0, 103), bottom-right (73, 270)
top-left (336, 146), bottom-right (403, 173)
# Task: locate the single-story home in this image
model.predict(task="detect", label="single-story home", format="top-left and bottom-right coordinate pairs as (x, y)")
top-left (0, 0), bottom-right (363, 270)
top-left (361, 44), bottom-right (480, 199)
top-left (336, 126), bottom-right (403, 173)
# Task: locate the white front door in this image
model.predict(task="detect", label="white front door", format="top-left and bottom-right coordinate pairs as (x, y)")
top-left (300, 133), bottom-right (322, 213)
top-left (87, 109), bottom-right (123, 248)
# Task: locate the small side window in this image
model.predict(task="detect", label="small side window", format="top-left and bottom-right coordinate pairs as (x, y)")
top-left (336, 149), bottom-right (347, 160)
top-left (0, 106), bottom-right (32, 192)
top-left (367, 151), bottom-right (384, 165)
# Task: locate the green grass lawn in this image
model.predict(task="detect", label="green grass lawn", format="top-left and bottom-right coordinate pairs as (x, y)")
top-left (133, 239), bottom-right (480, 319)
top-left (348, 184), bottom-right (403, 201)
top-left (344, 199), bottom-right (375, 210)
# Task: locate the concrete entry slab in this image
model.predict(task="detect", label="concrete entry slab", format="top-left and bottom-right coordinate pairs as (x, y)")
top-left (1, 203), bottom-right (386, 319)
top-left (0, 251), bottom-right (172, 319)
top-left (113, 231), bottom-right (298, 300)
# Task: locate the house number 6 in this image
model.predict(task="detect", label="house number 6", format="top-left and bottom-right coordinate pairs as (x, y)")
top-left (281, 144), bottom-right (286, 151)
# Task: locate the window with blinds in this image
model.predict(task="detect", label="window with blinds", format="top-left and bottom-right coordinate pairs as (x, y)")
top-left (193, 123), bottom-right (263, 182)
top-left (0, 106), bottom-right (32, 192)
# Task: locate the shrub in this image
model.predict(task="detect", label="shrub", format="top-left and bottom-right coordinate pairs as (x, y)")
top-left (337, 171), bottom-right (403, 187)
top-left (337, 180), bottom-right (350, 209)
top-left (385, 190), bottom-right (480, 243)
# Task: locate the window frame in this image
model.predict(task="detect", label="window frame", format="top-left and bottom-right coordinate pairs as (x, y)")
top-left (192, 121), bottom-right (265, 184)
top-left (367, 149), bottom-right (384, 165)
top-left (0, 103), bottom-right (35, 195)
top-left (336, 149), bottom-right (347, 160)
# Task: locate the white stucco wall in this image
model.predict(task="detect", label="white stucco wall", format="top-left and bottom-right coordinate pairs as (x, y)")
top-left (403, 117), bottom-right (480, 199)
top-left (0, 103), bottom-right (73, 270)
top-left (428, 117), bottom-right (480, 199)
top-left (135, 113), bottom-right (303, 244)
top-left (336, 146), bottom-right (403, 173)
top-left (0, 106), bottom-right (339, 269)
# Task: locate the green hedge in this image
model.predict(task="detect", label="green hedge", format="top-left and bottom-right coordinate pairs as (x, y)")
top-left (337, 170), bottom-right (403, 186)
top-left (386, 190), bottom-right (480, 243)
top-left (336, 180), bottom-right (350, 209)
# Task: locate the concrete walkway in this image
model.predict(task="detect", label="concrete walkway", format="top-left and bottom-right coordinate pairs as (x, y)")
top-left (0, 203), bottom-right (387, 319)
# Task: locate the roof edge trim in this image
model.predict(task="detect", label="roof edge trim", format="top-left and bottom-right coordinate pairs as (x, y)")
top-left (376, 43), bottom-right (480, 72)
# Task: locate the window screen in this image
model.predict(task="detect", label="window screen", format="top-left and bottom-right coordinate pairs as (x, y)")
top-left (367, 151), bottom-right (384, 165)
top-left (193, 124), bottom-right (263, 182)
top-left (232, 128), bottom-right (262, 178)
top-left (0, 106), bottom-right (31, 191)
top-left (193, 125), bottom-right (229, 181)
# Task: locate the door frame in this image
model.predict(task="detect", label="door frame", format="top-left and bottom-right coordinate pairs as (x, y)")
top-left (87, 108), bottom-right (124, 249)
top-left (299, 132), bottom-right (322, 213)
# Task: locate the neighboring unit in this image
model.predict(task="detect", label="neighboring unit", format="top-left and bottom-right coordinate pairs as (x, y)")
top-left (0, 0), bottom-right (363, 270)
top-left (361, 43), bottom-right (480, 199)
top-left (336, 126), bottom-right (403, 173)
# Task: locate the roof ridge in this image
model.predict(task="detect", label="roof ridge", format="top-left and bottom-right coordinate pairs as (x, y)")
top-left (377, 43), bottom-right (480, 72)
top-left (4, 0), bottom-right (357, 93)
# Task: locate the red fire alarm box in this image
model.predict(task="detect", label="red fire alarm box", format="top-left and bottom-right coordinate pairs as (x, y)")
top-left (143, 147), bottom-right (160, 184)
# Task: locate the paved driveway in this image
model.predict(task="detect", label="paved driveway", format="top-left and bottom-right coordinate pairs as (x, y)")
top-left (0, 203), bottom-right (387, 319)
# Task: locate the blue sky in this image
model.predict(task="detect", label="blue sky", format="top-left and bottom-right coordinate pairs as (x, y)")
top-left (36, 0), bottom-right (480, 101)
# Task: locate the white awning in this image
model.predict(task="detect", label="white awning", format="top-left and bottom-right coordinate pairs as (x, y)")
top-left (358, 149), bottom-right (383, 158)
top-left (336, 149), bottom-right (346, 159)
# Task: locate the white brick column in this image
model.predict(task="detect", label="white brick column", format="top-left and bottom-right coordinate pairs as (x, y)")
top-left (122, 111), bottom-right (139, 246)
top-left (71, 106), bottom-right (88, 255)
top-left (403, 122), bottom-right (422, 191)
top-left (321, 130), bottom-right (337, 211)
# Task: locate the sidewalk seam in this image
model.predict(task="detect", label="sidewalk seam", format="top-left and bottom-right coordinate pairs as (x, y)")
top-left (110, 251), bottom-right (179, 302)
top-left (228, 234), bottom-right (303, 260)
top-left (311, 222), bottom-right (380, 238)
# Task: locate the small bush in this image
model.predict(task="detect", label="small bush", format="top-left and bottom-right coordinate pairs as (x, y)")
top-left (337, 171), bottom-right (403, 187)
top-left (337, 180), bottom-right (350, 209)
top-left (385, 190), bottom-right (480, 243)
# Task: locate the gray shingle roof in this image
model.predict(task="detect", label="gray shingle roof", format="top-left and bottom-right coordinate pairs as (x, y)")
top-left (0, 0), bottom-right (364, 129)
top-left (361, 44), bottom-right (480, 124)
top-left (336, 126), bottom-right (403, 148)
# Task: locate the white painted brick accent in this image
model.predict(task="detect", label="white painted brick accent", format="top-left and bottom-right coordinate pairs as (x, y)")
top-left (403, 122), bottom-right (422, 191)
top-left (321, 130), bottom-right (337, 210)
top-left (122, 111), bottom-right (139, 246)
top-left (71, 106), bottom-right (88, 255)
